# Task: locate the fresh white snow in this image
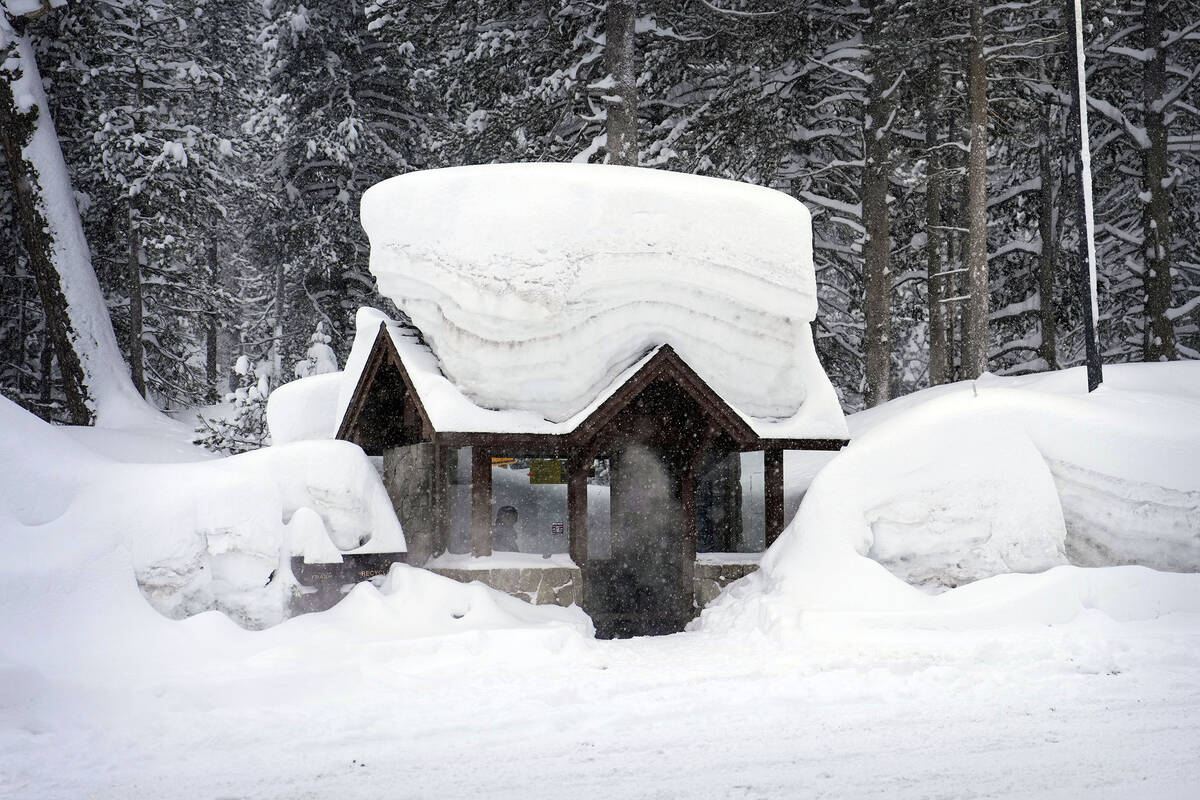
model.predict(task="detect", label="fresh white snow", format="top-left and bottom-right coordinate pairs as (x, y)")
top-left (359, 164), bottom-right (846, 434)
top-left (3, 363), bottom-right (1200, 798)
top-left (0, 397), bottom-right (404, 630)
top-left (698, 361), bottom-right (1200, 635)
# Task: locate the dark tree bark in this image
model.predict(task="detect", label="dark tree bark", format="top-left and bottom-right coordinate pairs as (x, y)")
top-left (1065, 0), bottom-right (1103, 390)
top-left (1037, 98), bottom-right (1059, 370)
top-left (963, 0), bottom-right (990, 378)
top-left (205, 239), bottom-right (219, 400)
top-left (605, 0), bottom-right (638, 166)
top-left (1141, 0), bottom-right (1174, 361)
top-left (273, 257), bottom-right (285, 380)
top-left (39, 331), bottom-right (52, 406)
top-left (1, 32), bottom-right (92, 423)
top-left (924, 56), bottom-right (948, 387)
top-left (862, 0), bottom-right (895, 406)
top-left (2, 17), bottom-right (142, 424)
top-left (127, 206), bottom-right (145, 397)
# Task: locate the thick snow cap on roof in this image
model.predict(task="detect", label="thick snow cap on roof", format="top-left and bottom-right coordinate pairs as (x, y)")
top-left (361, 163), bottom-right (839, 427)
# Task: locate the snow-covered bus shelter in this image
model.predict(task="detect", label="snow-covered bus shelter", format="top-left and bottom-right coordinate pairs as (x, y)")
top-left (336, 164), bottom-right (849, 636)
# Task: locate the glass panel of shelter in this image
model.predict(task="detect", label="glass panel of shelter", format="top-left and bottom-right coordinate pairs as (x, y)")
top-left (444, 447), bottom-right (575, 556)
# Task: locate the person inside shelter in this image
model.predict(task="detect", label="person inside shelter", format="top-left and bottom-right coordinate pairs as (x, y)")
top-left (493, 505), bottom-right (519, 552)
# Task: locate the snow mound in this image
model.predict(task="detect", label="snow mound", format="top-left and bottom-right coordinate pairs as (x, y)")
top-left (0, 398), bottom-right (589, 683)
top-left (300, 564), bottom-right (593, 640)
top-left (0, 398), bottom-right (403, 630)
top-left (361, 163), bottom-right (833, 423)
top-left (697, 362), bottom-right (1200, 635)
top-left (267, 372), bottom-right (342, 445)
top-left (810, 397), bottom-right (1070, 592)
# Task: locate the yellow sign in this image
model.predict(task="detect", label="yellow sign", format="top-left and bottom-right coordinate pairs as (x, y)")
top-left (529, 459), bottom-right (566, 484)
top-left (491, 457), bottom-right (517, 467)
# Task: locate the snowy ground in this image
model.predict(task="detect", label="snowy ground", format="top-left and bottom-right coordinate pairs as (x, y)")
top-left (4, 611), bottom-right (1199, 799)
top-left (3, 363), bottom-right (1200, 798)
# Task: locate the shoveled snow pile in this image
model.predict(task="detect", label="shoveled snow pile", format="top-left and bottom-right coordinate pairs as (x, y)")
top-left (0, 397), bottom-right (403, 629)
top-left (699, 361), bottom-right (1200, 636)
top-left (361, 164), bottom-right (843, 433)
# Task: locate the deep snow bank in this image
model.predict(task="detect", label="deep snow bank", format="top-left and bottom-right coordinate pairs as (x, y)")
top-left (0, 399), bottom-right (588, 679)
top-left (361, 164), bottom-right (840, 427)
top-left (0, 398), bottom-right (402, 629)
top-left (699, 362), bottom-right (1200, 634)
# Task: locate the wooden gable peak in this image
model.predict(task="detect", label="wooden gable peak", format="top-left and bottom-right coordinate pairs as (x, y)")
top-left (572, 344), bottom-right (758, 448)
top-left (335, 322), bottom-right (434, 446)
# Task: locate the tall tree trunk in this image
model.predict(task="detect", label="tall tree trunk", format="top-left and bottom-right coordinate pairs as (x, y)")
top-left (127, 206), bottom-right (145, 397)
top-left (39, 331), bottom-right (52, 406)
top-left (1066, 0), bottom-right (1103, 389)
top-left (924, 56), bottom-right (948, 387)
top-left (16, 265), bottom-right (27, 397)
top-left (1037, 98), bottom-right (1059, 370)
top-left (963, 1), bottom-right (990, 378)
top-left (605, 0), bottom-right (638, 166)
top-left (1141, 0), bottom-right (1173, 361)
top-left (0, 20), bottom-right (142, 424)
top-left (205, 239), bottom-right (219, 401)
top-left (273, 259), bottom-right (285, 382)
top-left (862, 0), bottom-right (894, 407)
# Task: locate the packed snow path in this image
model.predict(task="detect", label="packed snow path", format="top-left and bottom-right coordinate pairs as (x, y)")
top-left (4, 618), bottom-right (1199, 799)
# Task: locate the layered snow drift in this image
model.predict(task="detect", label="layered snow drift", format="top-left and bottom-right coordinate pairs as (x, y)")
top-left (361, 163), bottom-right (842, 430)
top-left (0, 397), bottom-right (403, 629)
top-left (698, 361), bottom-right (1200, 635)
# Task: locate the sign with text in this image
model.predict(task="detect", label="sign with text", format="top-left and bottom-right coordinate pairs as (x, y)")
top-left (529, 459), bottom-right (566, 484)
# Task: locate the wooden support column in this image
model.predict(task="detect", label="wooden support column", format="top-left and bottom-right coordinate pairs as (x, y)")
top-left (680, 462), bottom-right (697, 614)
top-left (764, 448), bottom-right (784, 548)
top-left (567, 457), bottom-right (588, 566)
top-left (470, 446), bottom-right (492, 557)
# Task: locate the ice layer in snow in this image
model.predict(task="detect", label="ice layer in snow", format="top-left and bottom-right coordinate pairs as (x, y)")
top-left (334, 307), bottom-right (846, 441)
top-left (361, 163), bottom-right (843, 432)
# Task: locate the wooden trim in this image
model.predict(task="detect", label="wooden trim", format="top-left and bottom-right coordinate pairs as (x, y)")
top-left (334, 324), bottom-right (390, 441)
top-left (433, 431), bottom-right (574, 455)
top-left (756, 437), bottom-right (848, 452)
top-left (470, 446), bottom-right (492, 557)
top-left (335, 322), bottom-right (437, 447)
top-left (569, 345), bottom-right (757, 449)
top-left (340, 327), bottom-right (850, 456)
top-left (764, 448), bottom-right (785, 547)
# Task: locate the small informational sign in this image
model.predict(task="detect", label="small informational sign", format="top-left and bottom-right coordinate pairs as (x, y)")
top-left (529, 459), bottom-right (566, 484)
top-left (551, 522), bottom-right (565, 536)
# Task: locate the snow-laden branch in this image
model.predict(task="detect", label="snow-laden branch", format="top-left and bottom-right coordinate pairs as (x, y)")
top-left (1156, 64), bottom-right (1200, 114)
top-left (799, 190), bottom-right (862, 220)
top-left (1163, 17), bottom-right (1200, 50)
top-left (1088, 94), bottom-right (1151, 149)
top-left (1166, 294), bottom-right (1200, 322)
top-left (698, 0), bottom-right (781, 19)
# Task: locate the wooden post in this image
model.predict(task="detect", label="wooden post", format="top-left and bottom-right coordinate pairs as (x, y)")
top-left (681, 462), bottom-right (697, 617)
top-left (764, 448), bottom-right (784, 548)
top-left (567, 457), bottom-right (588, 566)
top-left (471, 446), bottom-right (492, 557)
